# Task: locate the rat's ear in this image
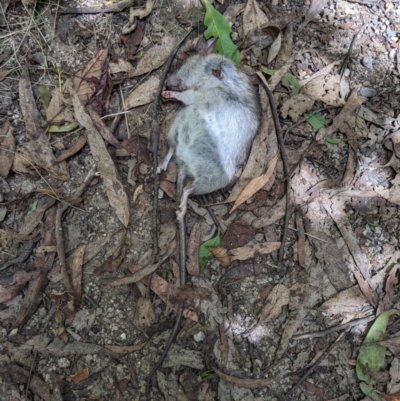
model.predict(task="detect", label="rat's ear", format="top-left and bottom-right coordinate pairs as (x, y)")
top-left (202, 38), bottom-right (217, 55)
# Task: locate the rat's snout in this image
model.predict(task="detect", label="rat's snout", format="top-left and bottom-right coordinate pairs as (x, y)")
top-left (166, 76), bottom-right (185, 92)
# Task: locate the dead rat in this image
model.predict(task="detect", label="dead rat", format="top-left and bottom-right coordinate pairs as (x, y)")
top-left (158, 41), bottom-right (261, 220)
top-left (147, 42), bottom-right (260, 398)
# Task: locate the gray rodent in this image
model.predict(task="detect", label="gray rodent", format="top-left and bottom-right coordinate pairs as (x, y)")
top-left (158, 44), bottom-right (261, 220)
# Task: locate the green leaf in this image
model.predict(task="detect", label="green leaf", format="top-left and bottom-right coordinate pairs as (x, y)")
top-left (356, 310), bottom-right (400, 397)
top-left (368, 222), bottom-right (379, 227)
top-left (262, 68), bottom-right (276, 76)
top-left (363, 310), bottom-right (400, 344)
top-left (356, 344), bottom-right (386, 383)
top-left (28, 199), bottom-right (38, 214)
top-left (200, 370), bottom-right (213, 379)
top-left (38, 84), bottom-right (52, 109)
top-left (359, 383), bottom-right (385, 401)
top-left (304, 112), bottom-right (325, 131)
top-left (199, 230), bottom-right (220, 271)
top-left (326, 137), bottom-right (341, 144)
top-left (47, 121), bottom-right (79, 133)
top-left (281, 73), bottom-right (301, 95)
top-left (203, 0), bottom-right (239, 63)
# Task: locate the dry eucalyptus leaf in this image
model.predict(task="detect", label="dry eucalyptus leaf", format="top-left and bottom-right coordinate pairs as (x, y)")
top-left (130, 36), bottom-right (178, 77)
top-left (375, 176), bottom-right (400, 205)
top-left (242, 0), bottom-right (269, 38)
top-left (229, 241), bottom-right (281, 261)
top-left (0, 120), bottom-right (15, 177)
top-left (298, 0), bottom-right (329, 33)
top-left (19, 65), bottom-right (69, 180)
top-left (302, 73), bottom-right (345, 107)
top-left (299, 61), bottom-right (338, 86)
top-left (67, 244), bottom-right (86, 306)
top-left (109, 58), bottom-right (136, 75)
top-left (125, 75), bottom-right (160, 109)
top-left (321, 286), bottom-right (368, 317)
top-left (315, 87), bottom-right (365, 143)
top-left (252, 196), bottom-right (286, 228)
top-left (187, 220), bottom-right (201, 276)
top-left (267, 32), bottom-right (282, 63)
top-left (105, 342), bottom-right (148, 354)
top-left (68, 82), bottom-right (130, 227)
top-left (253, 284), bottom-right (290, 328)
top-left (0, 270), bottom-right (36, 303)
top-left (223, 3), bottom-right (246, 26)
top-left (145, 273), bottom-right (199, 322)
top-left (230, 153), bottom-right (278, 213)
top-left (275, 23), bottom-right (293, 68)
top-left (281, 94), bottom-right (315, 122)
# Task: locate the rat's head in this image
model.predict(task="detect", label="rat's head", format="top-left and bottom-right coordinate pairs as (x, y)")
top-left (166, 53), bottom-right (238, 92)
top-left (166, 37), bottom-right (240, 91)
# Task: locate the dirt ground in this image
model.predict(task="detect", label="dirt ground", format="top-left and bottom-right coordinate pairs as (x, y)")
top-left (0, 0), bottom-right (400, 400)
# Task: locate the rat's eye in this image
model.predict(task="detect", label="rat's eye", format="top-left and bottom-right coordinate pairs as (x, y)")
top-left (211, 68), bottom-right (222, 79)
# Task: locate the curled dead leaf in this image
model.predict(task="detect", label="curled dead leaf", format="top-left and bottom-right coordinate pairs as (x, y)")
top-left (133, 184), bottom-right (144, 204)
top-left (187, 220), bottom-right (201, 276)
top-left (230, 153), bottom-right (278, 213)
top-left (267, 30), bottom-right (282, 64)
top-left (133, 297), bottom-right (155, 329)
top-left (214, 367), bottom-right (274, 388)
top-left (209, 246), bottom-right (231, 268)
top-left (70, 368), bottom-right (89, 384)
top-left (229, 242), bottom-right (281, 261)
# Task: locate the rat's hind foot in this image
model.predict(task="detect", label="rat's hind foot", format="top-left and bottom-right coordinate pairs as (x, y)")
top-left (176, 206), bottom-right (187, 221)
top-left (157, 147), bottom-right (174, 174)
top-left (176, 186), bottom-right (193, 221)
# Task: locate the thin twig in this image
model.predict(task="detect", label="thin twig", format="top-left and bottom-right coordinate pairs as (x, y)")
top-left (145, 170), bottom-right (186, 398)
top-left (56, 204), bottom-right (73, 291)
top-left (256, 72), bottom-right (290, 264)
top-left (146, 30), bottom-right (193, 399)
top-left (292, 315), bottom-right (375, 340)
top-left (151, 29), bottom-right (193, 265)
top-left (340, 30), bottom-right (359, 81)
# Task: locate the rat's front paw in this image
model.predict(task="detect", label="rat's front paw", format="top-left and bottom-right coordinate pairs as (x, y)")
top-left (162, 90), bottom-right (180, 100)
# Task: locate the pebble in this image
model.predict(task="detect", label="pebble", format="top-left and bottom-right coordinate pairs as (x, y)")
top-left (362, 56), bottom-right (373, 69)
top-left (359, 87), bottom-right (378, 97)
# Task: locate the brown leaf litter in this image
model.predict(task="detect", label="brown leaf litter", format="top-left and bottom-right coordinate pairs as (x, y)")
top-left (1, 0), bottom-right (400, 400)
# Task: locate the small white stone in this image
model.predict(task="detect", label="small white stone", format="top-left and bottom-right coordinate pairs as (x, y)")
top-left (58, 357), bottom-right (71, 368)
top-left (193, 331), bottom-right (205, 342)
